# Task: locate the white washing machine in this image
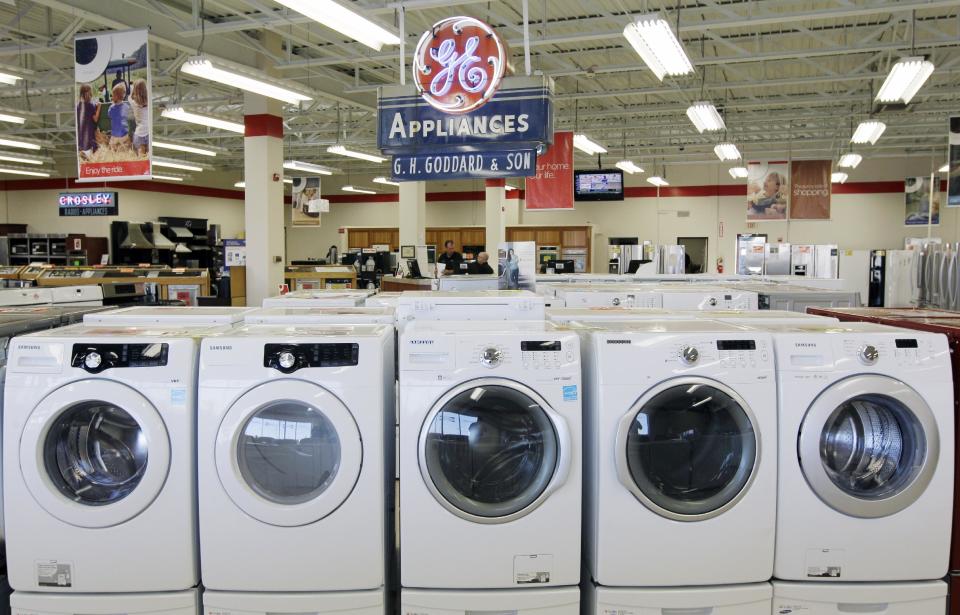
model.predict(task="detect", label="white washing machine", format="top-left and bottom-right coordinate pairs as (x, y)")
top-left (553, 285), bottom-right (662, 308)
top-left (204, 589), bottom-right (385, 615)
top-left (766, 322), bottom-right (953, 581)
top-left (243, 306), bottom-right (395, 325)
top-left (583, 321), bottom-right (777, 586)
top-left (400, 587), bottom-right (580, 614)
top-left (399, 321), bottom-right (581, 592)
top-left (49, 286), bottom-right (103, 307)
top-left (395, 291), bottom-right (544, 328)
top-left (772, 580), bottom-right (947, 614)
top-left (10, 589), bottom-right (199, 615)
top-left (83, 306), bottom-right (254, 326)
top-left (365, 291), bottom-right (402, 308)
top-left (198, 324), bottom-right (393, 599)
top-left (584, 582), bottom-right (772, 615)
top-left (657, 286), bottom-right (759, 310)
top-left (3, 324), bottom-right (223, 592)
top-left (0, 287), bottom-right (53, 307)
top-left (263, 289), bottom-right (375, 308)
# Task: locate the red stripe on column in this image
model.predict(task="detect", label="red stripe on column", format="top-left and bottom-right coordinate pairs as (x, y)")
top-left (244, 114), bottom-right (284, 138)
top-left (485, 179), bottom-right (506, 188)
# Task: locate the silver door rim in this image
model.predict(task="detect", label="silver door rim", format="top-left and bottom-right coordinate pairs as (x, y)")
top-left (418, 377), bottom-right (571, 525)
top-left (615, 376), bottom-right (761, 522)
top-left (798, 374), bottom-right (939, 519)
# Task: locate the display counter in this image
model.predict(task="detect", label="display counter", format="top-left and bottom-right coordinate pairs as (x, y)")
top-left (380, 276), bottom-right (435, 292)
top-left (285, 265), bottom-right (358, 290)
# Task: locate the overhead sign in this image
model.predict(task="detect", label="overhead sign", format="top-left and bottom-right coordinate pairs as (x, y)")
top-left (790, 160), bottom-right (831, 220)
top-left (391, 148), bottom-right (536, 181)
top-left (58, 191), bottom-right (118, 216)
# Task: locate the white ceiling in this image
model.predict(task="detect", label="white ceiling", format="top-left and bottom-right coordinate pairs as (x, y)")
top-left (0, 0), bottom-right (957, 186)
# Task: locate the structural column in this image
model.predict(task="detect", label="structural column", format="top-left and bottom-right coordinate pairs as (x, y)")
top-left (243, 93), bottom-right (285, 305)
top-left (485, 179), bottom-right (507, 254)
top-left (399, 181), bottom-right (426, 246)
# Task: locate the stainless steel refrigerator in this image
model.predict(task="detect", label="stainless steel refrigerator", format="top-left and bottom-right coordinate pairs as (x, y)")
top-left (737, 235), bottom-right (766, 275)
top-left (763, 243), bottom-right (791, 275)
top-left (791, 244), bottom-right (815, 276)
top-left (814, 244), bottom-right (839, 279)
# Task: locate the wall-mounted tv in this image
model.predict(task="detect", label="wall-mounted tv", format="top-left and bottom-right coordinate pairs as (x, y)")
top-left (574, 169), bottom-right (624, 201)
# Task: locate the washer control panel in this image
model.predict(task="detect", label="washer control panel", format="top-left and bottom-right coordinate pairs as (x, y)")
top-left (839, 337), bottom-right (927, 367)
top-left (71, 343), bottom-right (168, 373)
top-left (465, 339), bottom-right (574, 371)
top-left (264, 342), bottom-right (359, 373)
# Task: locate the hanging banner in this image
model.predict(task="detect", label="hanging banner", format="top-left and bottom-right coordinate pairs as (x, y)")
top-left (291, 177), bottom-right (324, 227)
top-left (746, 161), bottom-right (789, 221)
top-left (74, 29), bottom-right (151, 182)
top-left (905, 176), bottom-right (940, 225)
top-left (498, 241), bottom-right (536, 291)
top-left (790, 160), bottom-right (832, 220)
top-left (391, 148), bottom-right (536, 181)
top-left (948, 116), bottom-right (960, 207)
top-left (525, 131), bottom-right (574, 210)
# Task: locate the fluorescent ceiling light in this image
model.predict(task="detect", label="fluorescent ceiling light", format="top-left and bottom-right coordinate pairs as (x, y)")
top-left (623, 14), bottom-right (694, 81)
top-left (0, 112), bottom-right (24, 124)
top-left (153, 158), bottom-right (204, 172)
top-left (616, 160), bottom-right (644, 174)
top-left (153, 140), bottom-right (217, 157)
top-left (647, 176), bottom-right (669, 187)
top-left (326, 145), bottom-right (387, 163)
top-left (0, 72), bottom-right (20, 86)
top-left (234, 181), bottom-right (245, 188)
top-left (373, 176), bottom-right (400, 186)
top-left (181, 56), bottom-right (311, 105)
top-left (0, 137), bottom-right (40, 151)
top-left (0, 167), bottom-right (48, 177)
top-left (728, 166), bottom-right (749, 179)
top-left (573, 134), bottom-right (606, 155)
top-left (714, 142), bottom-right (741, 161)
top-left (831, 172), bottom-right (849, 184)
top-left (274, 0), bottom-right (400, 51)
top-left (161, 106), bottom-right (245, 134)
top-left (940, 163), bottom-right (950, 173)
top-left (343, 185), bottom-right (376, 194)
top-left (838, 153), bottom-right (862, 169)
top-left (876, 57), bottom-right (935, 104)
top-left (283, 160), bottom-right (336, 175)
top-left (0, 152), bottom-right (43, 165)
top-left (686, 101), bottom-right (726, 133)
top-left (851, 120), bottom-right (886, 145)
top-left (152, 174), bottom-right (185, 182)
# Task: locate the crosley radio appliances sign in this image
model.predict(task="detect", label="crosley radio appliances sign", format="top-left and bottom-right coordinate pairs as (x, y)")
top-left (58, 191), bottom-right (119, 216)
top-left (378, 16), bottom-right (553, 181)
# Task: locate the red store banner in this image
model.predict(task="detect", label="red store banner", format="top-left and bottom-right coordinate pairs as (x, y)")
top-left (525, 131), bottom-right (574, 210)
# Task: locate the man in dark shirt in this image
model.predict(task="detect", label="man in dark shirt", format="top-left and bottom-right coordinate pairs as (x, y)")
top-left (472, 251), bottom-right (495, 274)
top-left (437, 240), bottom-right (462, 275)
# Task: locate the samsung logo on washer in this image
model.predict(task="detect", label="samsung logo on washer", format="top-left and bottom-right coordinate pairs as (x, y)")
top-left (794, 342), bottom-right (818, 348)
top-left (18, 344), bottom-right (41, 350)
top-left (409, 340), bottom-right (434, 345)
top-left (208, 345), bottom-right (233, 351)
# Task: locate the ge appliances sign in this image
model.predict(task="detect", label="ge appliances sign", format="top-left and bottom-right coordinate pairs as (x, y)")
top-left (413, 17), bottom-right (507, 115)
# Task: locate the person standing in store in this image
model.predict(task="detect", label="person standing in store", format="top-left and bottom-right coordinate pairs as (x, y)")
top-left (437, 240), bottom-right (462, 275)
top-left (472, 252), bottom-right (494, 274)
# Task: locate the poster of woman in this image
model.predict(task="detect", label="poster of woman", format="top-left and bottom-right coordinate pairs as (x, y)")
top-left (291, 177), bottom-right (325, 227)
top-left (497, 241), bottom-right (535, 291)
top-left (746, 162), bottom-right (789, 221)
top-left (74, 29), bottom-right (151, 181)
top-left (905, 176), bottom-right (940, 226)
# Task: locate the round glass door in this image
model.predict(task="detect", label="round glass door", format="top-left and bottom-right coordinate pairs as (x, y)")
top-left (216, 380), bottom-right (362, 527)
top-left (799, 375), bottom-right (939, 518)
top-left (419, 380), bottom-right (568, 523)
top-left (616, 379), bottom-right (759, 521)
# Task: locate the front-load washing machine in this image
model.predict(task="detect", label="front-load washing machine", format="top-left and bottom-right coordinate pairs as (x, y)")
top-left (395, 291), bottom-right (545, 329)
top-left (553, 285), bottom-right (662, 308)
top-left (772, 580), bottom-right (947, 614)
top-left (584, 582), bottom-right (772, 615)
top-left (3, 324), bottom-right (224, 592)
top-left (243, 306), bottom-right (395, 325)
top-left (764, 322), bottom-right (954, 581)
top-left (10, 589), bottom-right (199, 615)
top-left (262, 289), bottom-right (375, 308)
top-left (656, 286), bottom-right (759, 310)
top-left (401, 587), bottom-right (580, 615)
top-left (399, 321), bottom-right (581, 596)
top-left (583, 321), bottom-right (777, 586)
top-left (198, 324), bottom-right (393, 604)
top-left (83, 306), bottom-right (254, 326)
top-left (203, 589), bottom-right (385, 615)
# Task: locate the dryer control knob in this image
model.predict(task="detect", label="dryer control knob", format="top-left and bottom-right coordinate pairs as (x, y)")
top-left (278, 351), bottom-right (297, 370)
top-left (708, 297), bottom-right (718, 307)
top-left (612, 297), bottom-right (621, 306)
top-left (859, 344), bottom-right (879, 365)
top-left (84, 351), bottom-right (102, 370)
top-left (680, 346), bottom-right (700, 365)
top-left (480, 346), bottom-right (503, 368)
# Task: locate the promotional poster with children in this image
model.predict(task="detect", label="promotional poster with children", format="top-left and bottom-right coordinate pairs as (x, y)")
top-left (746, 161), bottom-right (789, 221)
top-left (74, 29), bottom-right (152, 181)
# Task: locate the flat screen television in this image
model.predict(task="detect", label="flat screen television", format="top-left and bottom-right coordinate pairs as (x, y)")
top-left (574, 169), bottom-right (624, 201)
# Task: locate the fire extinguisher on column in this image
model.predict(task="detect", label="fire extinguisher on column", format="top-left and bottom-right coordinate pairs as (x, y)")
top-left (716, 257), bottom-right (724, 274)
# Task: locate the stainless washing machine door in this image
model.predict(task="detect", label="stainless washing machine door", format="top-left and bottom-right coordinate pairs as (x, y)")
top-left (418, 378), bottom-right (571, 524)
top-left (615, 377), bottom-right (760, 521)
top-left (798, 374), bottom-right (939, 518)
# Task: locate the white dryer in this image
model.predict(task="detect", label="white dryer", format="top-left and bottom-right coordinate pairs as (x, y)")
top-left (83, 306), bottom-right (254, 326)
top-left (395, 291), bottom-right (544, 328)
top-left (401, 587), bottom-right (580, 614)
top-left (49, 286), bottom-right (103, 307)
top-left (244, 306), bottom-right (395, 325)
top-left (262, 289), bottom-right (375, 308)
top-left (0, 287), bottom-right (53, 307)
top-left (204, 590), bottom-right (385, 615)
top-left (553, 285), bottom-right (661, 308)
top-left (766, 322), bottom-right (953, 581)
top-left (4, 324), bottom-right (222, 592)
top-left (657, 286), bottom-right (759, 310)
top-left (198, 324), bottom-right (393, 600)
top-left (772, 580), bottom-right (947, 614)
top-left (584, 582), bottom-right (772, 615)
top-left (11, 589), bottom-right (199, 615)
top-left (399, 321), bottom-right (581, 594)
top-left (583, 321), bottom-right (777, 586)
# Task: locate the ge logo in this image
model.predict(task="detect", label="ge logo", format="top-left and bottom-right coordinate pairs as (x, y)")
top-left (413, 16), bottom-right (507, 114)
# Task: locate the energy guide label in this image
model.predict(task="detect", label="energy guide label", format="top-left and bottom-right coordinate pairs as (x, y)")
top-left (36, 560), bottom-right (72, 587)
